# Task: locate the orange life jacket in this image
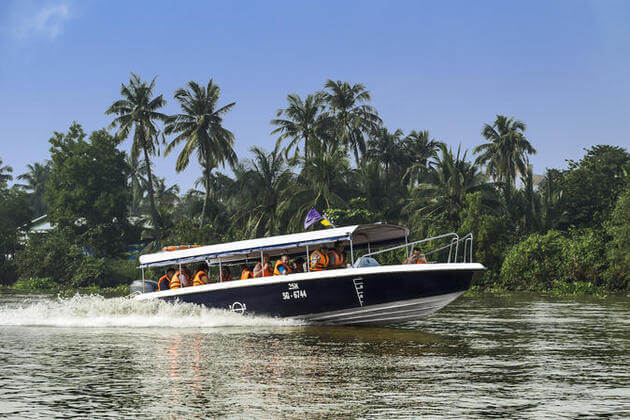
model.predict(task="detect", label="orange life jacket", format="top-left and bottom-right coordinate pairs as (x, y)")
top-left (170, 271), bottom-right (185, 289)
top-left (157, 274), bottom-right (171, 291)
top-left (310, 249), bottom-right (329, 271)
top-left (273, 260), bottom-right (293, 276)
top-left (327, 250), bottom-right (344, 268)
top-left (240, 269), bottom-right (253, 280)
top-left (254, 262), bottom-right (273, 277)
top-left (193, 270), bottom-right (210, 286)
top-left (404, 255), bottom-right (426, 264)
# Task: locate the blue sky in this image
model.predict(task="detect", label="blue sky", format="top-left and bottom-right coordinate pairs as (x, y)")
top-left (1, 0), bottom-right (629, 190)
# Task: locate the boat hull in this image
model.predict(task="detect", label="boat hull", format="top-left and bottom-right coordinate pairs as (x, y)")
top-left (136, 264), bottom-right (482, 326)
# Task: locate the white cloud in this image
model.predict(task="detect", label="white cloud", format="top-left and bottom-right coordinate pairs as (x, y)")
top-left (11, 2), bottom-right (72, 41)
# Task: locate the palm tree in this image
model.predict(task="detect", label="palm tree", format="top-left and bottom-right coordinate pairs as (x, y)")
top-left (151, 177), bottom-right (180, 225)
top-left (322, 80), bottom-right (382, 163)
top-left (232, 146), bottom-right (295, 237)
top-left (283, 146), bottom-right (355, 230)
top-left (164, 79), bottom-right (237, 226)
top-left (474, 115), bottom-right (536, 190)
top-left (106, 73), bottom-right (167, 231)
top-left (366, 128), bottom-right (404, 178)
top-left (125, 154), bottom-right (148, 217)
top-left (0, 157), bottom-right (13, 188)
top-left (405, 144), bottom-right (494, 229)
top-left (17, 161), bottom-right (51, 215)
top-left (401, 130), bottom-right (443, 186)
top-left (271, 92), bottom-right (325, 160)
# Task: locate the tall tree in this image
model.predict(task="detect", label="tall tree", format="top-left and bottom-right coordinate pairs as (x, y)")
top-left (105, 73), bottom-right (167, 231)
top-left (0, 157), bottom-right (13, 188)
top-left (233, 146), bottom-right (295, 237)
top-left (17, 161), bottom-right (52, 216)
top-left (474, 115), bottom-right (536, 190)
top-left (366, 128), bottom-right (404, 179)
top-left (405, 144), bottom-right (494, 231)
top-left (401, 130), bottom-right (443, 186)
top-left (271, 92), bottom-right (325, 160)
top-left (46, 123), bottom-right (130, 257)
top-left (125, 154), bottom-right (148, 217)
top-left (164, 79), bottom-right (237, 226)
top-left (322, 80), bottom-right (381, 163)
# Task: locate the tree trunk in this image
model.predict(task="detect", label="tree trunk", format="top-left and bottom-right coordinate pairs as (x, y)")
top-left (200, 172), bottom-right (210, 227)
top-left (143, 147), bottom-right (160, 233)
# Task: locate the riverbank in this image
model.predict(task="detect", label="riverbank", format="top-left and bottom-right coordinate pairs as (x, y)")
top-left (5, 279), bottom-right (129, 298)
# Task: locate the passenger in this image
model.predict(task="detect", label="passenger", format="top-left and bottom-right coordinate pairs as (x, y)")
top-left (291, 257), bottom-right (304, 273)
top-left (309, 248), bottom-right (329, 271)
top-left (158, 267), bottom-right (175, 291)
top-left (170, 267), bottom-right (189, 289)
top-left (273, 254), bottom-right (293, 276)
top-left (219, 267), bottom-right (233, 282)
top-left (240, 264), bottom-right (254, 280)
top-left (182, 267), bottom-right (194, 287)
top-left (192, 264), bottom-right (211, 286)
top-left (327, 241), bottom-right (346, 269)
top-left (253, 254), bottom-right (273, 278)
top-left (404, 248), bottom-right (428, 264)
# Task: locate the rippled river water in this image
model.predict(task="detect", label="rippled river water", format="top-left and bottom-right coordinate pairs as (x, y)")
top-left (0, 292), bottom-right (629, 418)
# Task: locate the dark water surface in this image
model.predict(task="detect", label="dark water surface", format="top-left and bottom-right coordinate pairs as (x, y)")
top-left (0, 293), bottom-right (629, 418)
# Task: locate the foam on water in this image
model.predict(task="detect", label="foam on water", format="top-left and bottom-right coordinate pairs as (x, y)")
top-left (0, 294), bottom-right (303, 328)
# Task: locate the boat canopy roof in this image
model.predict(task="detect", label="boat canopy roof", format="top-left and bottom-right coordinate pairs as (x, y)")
top-left (138, 223), bottom-right (409, 268)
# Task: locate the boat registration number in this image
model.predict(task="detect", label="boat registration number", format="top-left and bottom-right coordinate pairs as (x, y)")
top-left (282, 283), bottom-right (307, 300)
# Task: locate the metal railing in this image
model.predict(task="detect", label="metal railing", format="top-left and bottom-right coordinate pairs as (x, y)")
top-left (355, 232), bottom-right (474, 266)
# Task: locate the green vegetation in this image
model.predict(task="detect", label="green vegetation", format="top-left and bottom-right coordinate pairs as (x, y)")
top-left (0, 73), bottom-right (628, 295)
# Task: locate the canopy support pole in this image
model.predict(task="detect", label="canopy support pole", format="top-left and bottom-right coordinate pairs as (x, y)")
top-left (306, 245), bottom-right (310, 272)
top-left (349, 237), bottom-right (354, 267)
top-left (405, 234), bottom-right (409, 260)
top-left (142, 267), bottom-right (145, 293)
top-left (218, 257), bottom-right (222, 283)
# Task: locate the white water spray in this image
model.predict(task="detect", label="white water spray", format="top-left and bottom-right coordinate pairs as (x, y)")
top-left (0, 295), bottom-right (303, 328)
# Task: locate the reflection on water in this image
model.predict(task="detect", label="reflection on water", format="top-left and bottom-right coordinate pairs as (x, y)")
top-left (0, 293), bottom-right (629, 417)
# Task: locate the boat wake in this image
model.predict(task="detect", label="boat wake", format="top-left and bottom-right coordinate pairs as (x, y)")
top-left (0, 294), bottom-right (303, 328)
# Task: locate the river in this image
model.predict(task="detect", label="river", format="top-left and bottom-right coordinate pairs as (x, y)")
top-left (0, 292), bottom-right (628, 418)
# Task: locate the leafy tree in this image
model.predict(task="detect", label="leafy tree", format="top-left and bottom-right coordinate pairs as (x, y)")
top-left (17, 161), bottom-right (52, 216)
top-left (165, 79), bottom-right (237, 226)
top-left (500, 231), bottom-right (565, 291)
top-left (474, 115), bottom-right (536, 190)
top-left (322, 79), bottom-right (381, 163)
top-left (460, 191), bottom-right (510, 286)
top-left (606, 184), bottom-right (630, 289)
top-left (14, 228), bottom-right (108, 288)
top-left (106, 73), bottom-right (167, 231)
top-left (559, 145), bottom-right (630, 229)
top-left (538, 168), bottom-right (564, 230)
top-left (46, 123), bottom-right (130, 257)
top-left (271, 92), bottom-right (325, 160)
top-left (0, 187), bottom-right (33, 284)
